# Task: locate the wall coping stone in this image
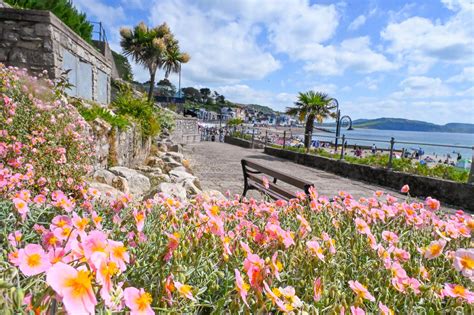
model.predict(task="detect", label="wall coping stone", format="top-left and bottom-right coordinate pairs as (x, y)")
top-left (0, 7), bottom-right (111, 68)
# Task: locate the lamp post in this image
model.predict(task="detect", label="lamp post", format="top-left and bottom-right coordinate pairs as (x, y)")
top-left (333, 99), bottom-right (340, 151)
top-left (178, 62), bottom-right (182, 98)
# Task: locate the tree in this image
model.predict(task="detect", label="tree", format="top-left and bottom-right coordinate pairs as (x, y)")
top-left (120, 22), bottom-right (169, 101)
top-left (181, 87), bottom-right (201, 103)
top-left (162, 37), bottom-right (190, 79)
top-left (156, 79), bottom-right (176, 97)
top-left (200, 88), bottom-right (211, 103)
top-left (286, 91), bottom-right (337, 150)
top-left (227, 118), bottom-right (244, 127)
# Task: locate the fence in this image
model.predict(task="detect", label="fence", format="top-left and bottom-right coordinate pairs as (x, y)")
top-left (228, 126), bottom-right (474, 184)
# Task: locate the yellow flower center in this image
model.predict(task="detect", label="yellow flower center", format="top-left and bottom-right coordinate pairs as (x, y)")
top-left (178, 284), bottom-right (193, 297)
top-left (26, 253), bottom-right (41, 267)
top-left (210, 205), bottom-right (220, 216)
top-left (113, 245), bottom-right (127, 260)
top-left (135, 292), bottom-right (152, 310)
top-left (65, 270), bottom-right (92, 298)
top-left (460, 255), bottom-right (474, 270)
top-left (429, 244), bottom-right (442, 256)
top-left (453, 285), bottom-right (466, 296)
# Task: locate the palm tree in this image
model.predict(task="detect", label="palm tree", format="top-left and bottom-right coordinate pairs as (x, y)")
top-left (120, 22), bottom-right (169, 101)
top-left (286, 91), bottom-right (337, 150)
top-left (162, 37), bottom-right (190, 79)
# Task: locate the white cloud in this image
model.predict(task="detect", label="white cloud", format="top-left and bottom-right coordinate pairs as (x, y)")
top-left (391, 76), bottom-right (451, 99)
top-left (302, 37), bottom-right (397, 75)
top-left (74, 0), bottom-right (125, 25)
top-left (149, 0), bottom-right (281, 85)
top-left (215, 84), bottom-right (296, 111)
top-left (447, 66), bottom-right (474, 83)
top-left (348, 15), bottom-right (366, 31)
top-left (311, 83), bottom-right (338, 94)
top-left (356, 77), bottom-right (379, 91)
top-left (381, 1), bottom-right (474, 73)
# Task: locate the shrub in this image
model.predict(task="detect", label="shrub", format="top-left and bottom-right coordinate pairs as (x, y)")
top-left (113, 88), bottom-right (161, 137)
top-left (0, 65), bottom-right (91, 195)
top-left (75, 101), bottom-right (129, 130)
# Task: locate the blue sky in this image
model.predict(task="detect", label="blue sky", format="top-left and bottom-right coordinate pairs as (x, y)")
top-left (73, 0), bottom-right (474, 124)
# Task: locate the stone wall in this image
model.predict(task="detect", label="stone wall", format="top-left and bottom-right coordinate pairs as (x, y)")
top-left (264, 146), bottom-right (474, 211)
top-left (170, 116), bottom-right (200, 144)
top-left (224, 135), bottom-right (264, 149)
top-left (0, 7), bottom-right (112, 104)
top-left (90, 119), bottom-right (151, 170)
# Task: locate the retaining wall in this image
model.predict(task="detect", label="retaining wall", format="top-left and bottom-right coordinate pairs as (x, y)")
top-left (264, 146), bottom-right (474, 211)
top-left (170, 116), bottom-right (200, 144)
top-left (224, 135), bottom-right (264, 149)
top-left (0, 7), bottom-right (112, 104)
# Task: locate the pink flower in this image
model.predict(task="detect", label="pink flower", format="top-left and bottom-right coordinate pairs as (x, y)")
top-left (400, 184), bottom-right (410, 193)
top-left (18, 244), bottom-right (51, 276)
top-left (235, 269), bottom-right (250, 307)
top-left (8, 230), bottom-right (22, 247)
top-left (262, 176), bottom-right (270, 189)
top-left (453, 248), bottom-right (474, 280)
top-left (307, 240), bottom-right (325, 261)
top-left (164, 232), bottom-right (179, 262)
top-left (174, 281), bottom-right (197, 301)
top-left (423, 239), bottom-right (447, 260)
top-left (108, 240), bottom-right (129, 272)
top-left (425, 197), bottom-right (440, 211)
top-left (123, 287), bottom-right (154, 315)
top-left (382, 231), bottom-right (399, 244)
top-left (313, 277), bottom-right (323, 302)
top-left (350, 306), bottom-right (365, 315)
top-left (243, 253), bottom-right (266, 290)
top-left (379, 302), bottom-right (394, 315)
top-left (12, 197), bottom-right (29, 218)
top-left (46, 262), bottom-right (97, 314)
top-left (270, 252), bottom-right (282, 281)
top-left (348, 280), bottom-right (375, 301)
top-left (442, 283), bottom-right (474, 303)
top-left (354, 218), bottom-right (370, 235)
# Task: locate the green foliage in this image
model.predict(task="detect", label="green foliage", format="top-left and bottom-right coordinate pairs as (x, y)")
top-left (6, 0), bottom-right (93, 42)
top-left (76, 102), bottom-right (129, 130)
top-left (112, 50), bottom-right (133, 82)
top-left (113, 89), bottom-right (165, 137)
top-left (270, 144), bottom-right (470, 183)
top-left (227, 117), bottom-right (244, 127)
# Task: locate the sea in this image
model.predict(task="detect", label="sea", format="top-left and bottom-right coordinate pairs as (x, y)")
top-left (311, 129), bottom-right (474, 158)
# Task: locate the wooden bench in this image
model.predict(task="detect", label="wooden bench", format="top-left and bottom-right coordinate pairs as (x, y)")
top-left (241, 159), bottom-right (313, 201)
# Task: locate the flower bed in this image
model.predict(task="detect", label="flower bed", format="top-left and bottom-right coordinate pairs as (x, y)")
top-left (0, 66), bottom-right (473, 314)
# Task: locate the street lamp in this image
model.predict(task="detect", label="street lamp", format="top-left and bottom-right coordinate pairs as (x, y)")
top-left (333, 99), bottom-right (353, 151)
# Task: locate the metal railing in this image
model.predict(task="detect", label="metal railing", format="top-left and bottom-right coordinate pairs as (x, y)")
top-left (228, 126), bottom-right (474, 184)
top-left (90, 21), bottom-right (108, 43)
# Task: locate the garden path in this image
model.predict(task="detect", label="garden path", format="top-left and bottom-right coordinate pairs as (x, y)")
top-left (183, 142), bottom-right (455, 210)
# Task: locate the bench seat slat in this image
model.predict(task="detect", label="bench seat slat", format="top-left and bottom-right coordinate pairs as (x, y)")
top-left (247, 179), bottom-right (290, 201)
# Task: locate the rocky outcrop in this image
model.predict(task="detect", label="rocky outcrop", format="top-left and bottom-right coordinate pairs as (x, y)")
top-left (88, 135), bottom-right (208, 203)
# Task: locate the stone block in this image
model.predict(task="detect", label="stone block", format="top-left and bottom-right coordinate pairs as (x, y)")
top-left (4, 30), bottom-right (19, 41)
top-left (20, 26), bottom-right (35, 37)
top-left (35, 23), bottom-right (51, 36)
top-left (0, 49), bottom-right (7, 62)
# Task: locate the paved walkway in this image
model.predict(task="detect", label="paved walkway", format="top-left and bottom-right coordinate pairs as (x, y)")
top-left (183, 142), bottom-right (414, 201)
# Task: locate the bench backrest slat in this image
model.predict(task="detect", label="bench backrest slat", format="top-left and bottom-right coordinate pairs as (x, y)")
top-left (242, 159), bottom-right (311, 190)
top-left (247, 173), bottom-right (296, 200)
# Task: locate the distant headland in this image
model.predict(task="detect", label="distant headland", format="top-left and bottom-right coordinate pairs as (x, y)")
top-left (351, 118), bottom-right (474, 134)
